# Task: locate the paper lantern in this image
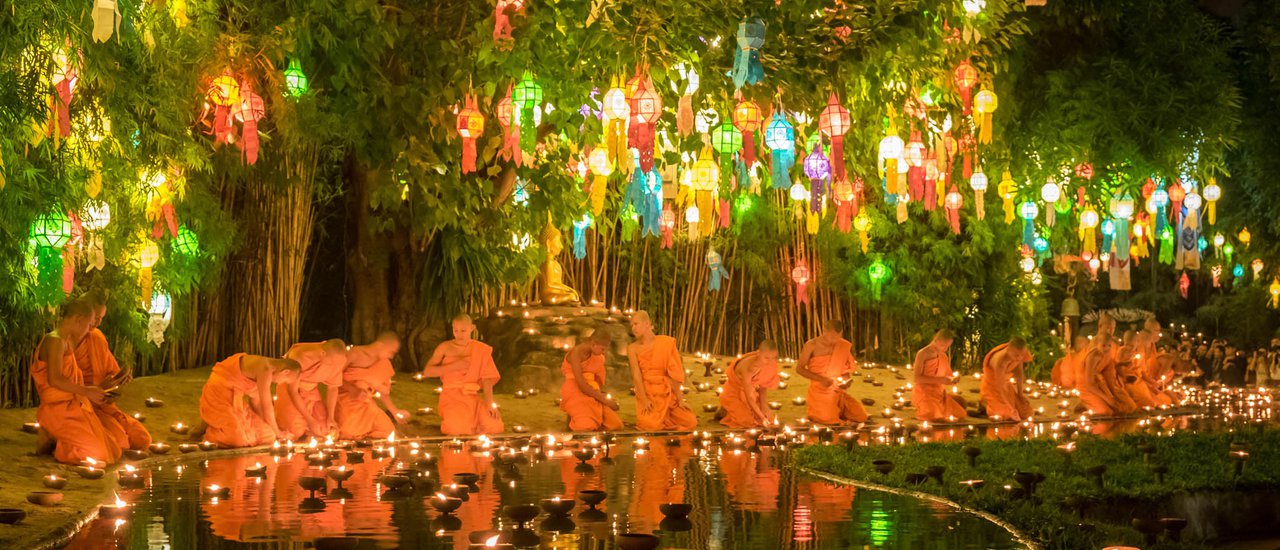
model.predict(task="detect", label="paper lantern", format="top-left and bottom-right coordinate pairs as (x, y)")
top-left (819, 93), bottom-right (851, 181)
top-left (711, 122), bottom-right (743, 188)
top-left (1109, 194), bottom-right (1134, 219)
top-left (602, 87), bottom-right (629, 121)
top-left (512, 73), bottom-right (542, 155)
top-left (944, 187), bottom-right (963, 234)
top-left (867, 260), bottom-right (890, 300)
top-left (1040, 180), bottom-right (1061, 226)
top-left (695, 108), bottom-right (719, 135)
top-left (1020, 257), bottom-right (1036, 273)
top-left (878, 134), bottom-right (904, 195)
top-left (789, 182), bottom-right (809, 202)
top-left (660, 205), bottom-right (675, 248)
top-left (706, 248), bottom-right (728, 291)
top-left (973, 88), bottom-right (998, 143)
top-left (627, 75), bottom-right (662, 172)
top-left (1239, 227), bottom-right (1251, 248)
top-left (968, 170), bottom-right (988, 220)
top-left (1019, 201), bottom-right (1039, 248)
top-left (138, 240), bottom-right (160, 309)
top-left (456, 95), bottom-right (484, 174)
top-left (691, 149), bottom-right (720, 191)
top-left (673, 63), bottom-right (699, 136)
top-left (1233, 264), bottom-right (1245, 278)
top-left (764, 113), bottom-right (795, 190)
top-left (953, 61), bottom-right (978, 114)
top-left (998, 171), bottom-right (1017, 224)
top-left (853, 212), bottom-right (871, 252)
top-left (171, 225), bottom-right (200, 257)
top-left (146, 292), bottom-right (172, 346)
top-left (1203, 179), bottom-right (1221, 225)
top-left (732, 100), bottom-right (763, 166)
top-left (732, 18), bottom-right (766, 90)
top-left (791, 261), bottom-right (810, 305)
top-left (1252, 258), bottom-right (1264, 277)
top-left (230, 81), bottom-right (266, 164)
top-left (494, 84), bottom-right (523, 166)
top-left (587, 148), bottom-right (612, 215)
top-left (207, 71), bottom-right (240, 144)
top-left (284, 59), bottom-right (309, 97)
top-left (1168, 183), bottom-right (1186, 223)
top-left (571, 214), bottom-right (591, 260)
top-left (1183, 191), bottom-right (1202, 213)
top-left (832, 178), bottom-right (858, 233)
top-left (28, 211), bottom-right (72, 304)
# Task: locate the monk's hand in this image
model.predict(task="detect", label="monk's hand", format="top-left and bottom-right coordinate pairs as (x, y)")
top-left (308, 420), bottom-right (327, 437)
top-left (83, 386), bottom-right (108, 405)
top-left (637, 396), bottom-right (653, 413)
top-left (819, 377), bottom-right (835, 389)
top-left (327, 419), bottom-right (340, 434)
top-left (605, 397), bottom-right (620, 411)
top-left (390, 408), bottom-right (409, 424)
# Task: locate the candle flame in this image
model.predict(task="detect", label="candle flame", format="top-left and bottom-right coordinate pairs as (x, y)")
top-left (485, 535), bottom-right (500, 547)
top-left (113, 493), bottom-right (126, 508)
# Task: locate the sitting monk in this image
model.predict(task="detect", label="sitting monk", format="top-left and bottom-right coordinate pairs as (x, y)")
top-left (1106, 330), bottom-right (1142, 413)
top-left (980, 337), bottom-right (1034, 421)
top-left (628, 311), bottom-right (698, 432)
top-left (560, 330), bottom-right (623, 431)
top-left (1121, 330), bottom-right (1160, 410)
top-left (1077, 334), bottom-right (1122, 416)
top-left (718, 340), bottom-right (781, 429)
top-left (422, 314), bottom-right (504, 435)
top-left (274, 339), bottom-right (348, 439)
top-left (1052, 335), bottom-right (1090, 390)
top-left (200, 353), bottom-right (302, 448)
top-left (336, 332), bottom-right (408, 440)
top-left (32, 300), bottom-right (121, 464)
top-left (796, 319), bottom-right (868, 425)
top-left (912, 329), bottom-right (967, 423)
top-left (74, 293), bottom-right (152, 451)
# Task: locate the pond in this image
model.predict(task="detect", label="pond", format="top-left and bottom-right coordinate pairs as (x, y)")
top-left (64, 434), bottom-right (1024, 549)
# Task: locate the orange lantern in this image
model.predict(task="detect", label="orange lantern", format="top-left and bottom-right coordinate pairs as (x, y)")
top-left (953, 61), bottom-right (978, 114)
top-left (231, 80), bottom-right (266, 165)
top-left (206, 71), bottom-right (240, 144)
top-left (495, 84), bottom-right (522, 166)
top-left (628, 74), bottom-right (663, 172)
top-left (456, 95), bottom-right (484, 174)
top-left (819, 92), bottom-right (851, 181)
top-left (732, 100), bottom-right (763, 167)
top-left (791, 261), bottom-right (811, 306)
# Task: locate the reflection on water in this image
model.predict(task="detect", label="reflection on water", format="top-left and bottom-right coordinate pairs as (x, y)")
top-left (65, 435), bottom-right (1021, 549)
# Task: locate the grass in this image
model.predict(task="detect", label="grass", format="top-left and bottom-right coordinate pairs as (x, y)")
top-left (795, 426), bottom-right (1280, 549)
top-left (0, 358), bottom-right (1078, 548)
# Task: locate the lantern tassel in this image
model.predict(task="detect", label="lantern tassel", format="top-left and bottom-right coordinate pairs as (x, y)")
top-left (34, 246), bottom-right (64, 305)
top-left (830, 136), bottom-right (845, 182)
top-left (836, 202), bottom-right (852, 233)
top-left (732, 45), bottom-right (763, 91)
top-left (242, 119), bottom-right (260, 165)
top-left (590, 175), bottom-right (607, 216)
top-left (677, 95), bottom-right (694, 137)
top-left (795, 281), bottom-right (809, 305)
top-left (461, 138), bottom-right (477, 174)
top-left (54, 80), bottom-right (73, 138)
top-left (742, 131), bottom-right (757, 167)
top-left (572, 225), bottom-right (587, 260)
top-left (61, 247), bottom-right (75, 296)
top-left (91, 0), bottom-right (121, 43)
top-left (771, 148), bottom-right (794, 189)
top-left (719, 199), bottom-right (731, 229)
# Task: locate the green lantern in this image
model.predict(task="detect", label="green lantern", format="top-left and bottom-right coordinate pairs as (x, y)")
top-left (172, 225), bottom-right (201, 256)
top-left (28, 210), bottom-right (72, 305)
top-left (868, 259), bottom-right (891, 301)
top-left (284, 58), bottom-right (309, 97)
top-left (30, 211), bottom-right (72, 249)
top-left (511, 72), bottom-right (542, 152)
top-left (710, 122), bottom-right (743, 188)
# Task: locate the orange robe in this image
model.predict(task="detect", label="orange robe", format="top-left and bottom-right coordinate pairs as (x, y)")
top-left (627, 442), bottom-right (692, 532)
top-left (74, 329), bottom-right (152, 450)
top-left (275, 343), bottom-right (346, 438)
top-left (1076, 347), bottom-right (1117, 416)
top-left (1106, 346), bottom-right (1139, 414)
top-left (31, 340), bottom-right (122, 464)
top-left (438, 341), bottom-right (504, 435)
top-left (1144, 353), bottom-right (1178, 406)
top-left (805, 339), bottom-right (868, 425)
top-left (634, 336), bottom-right (698, 432)
top-left (200, 354), bottom-right (276, 448)
top-left (719, 352), bottom-right (780, 428)
top-left (721, 447), bottom-right (780, 512)
top-left (560, 353), bottom-right (623, 431)
top-left (912, 351), bottom-right (967, 422)
top-left (335, 359), bottom-right (396, 440)
top-left (980, 344), bottom-right (1032, 421)
top-left (1051, 353), bottom-right (1079, 390)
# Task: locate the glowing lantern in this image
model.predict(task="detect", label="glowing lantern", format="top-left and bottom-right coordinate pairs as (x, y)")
top-left (587, 149), bottom-right (612, 215)
top-left (172, 225), bottom-right (200, 257)
top-left (660, 205), bottom-right (675, 249)
top-left (732, 100), bottom-right (763, 167)
top-left (572, 214), bottom-right (591, 260)
top-left (1020, 256), bottom-right (1036, 273)
top-left (29, 211), bottom-right (73, 304)
top-left (695, 108), bottom-right (719, 135)
top-left (627, 74), bottom-right (662, 172)
top-left (512, 72), bottom-right (542, 155)
top-left (710, 122), bottom-right (743, 188)
top-left (944, 187), bottom-right (963, 234)
top-left (1148, 187), bottom-right (1169, 232)
top-left (206, 71), bottom-right (240, 144)
top-left (853, 212), bottom-right (871, 252)
top-left (732, 18), bottom-right (766, 90)
top-left (867, 260), bottom-right (890, 301)
top-left (1252, 258), bottom-right (1264, 278)
top-left (284, 59), bottom-right (309, 97)
top-left (81, 201), bottom-right (110, 271)
top-left (819, 93), bottom-right (851, 181)
top-left (791, 261), bottom-right (810, 305)
top-left (599, 82), bottom-right (628, 168)
top-left (1203, 179), bottom-right (1221, 225)
top-left (1239, 227), bottom-right (1251, 248)
top-left (878, 134), bottom-right (904, 193)
top-left (139, 240), bottom-right (160, 309)
top-left (963, 0), bottom-right (986, 15)
top-left (1108, 194), bottom-right (1134, 263)
top-left (1183, 191), bottom-right (1202, 215)
top-left (832, 178), bottom-right (858, 233)
top-left (969, 170), bottom-right (989, 220)
top-left (803, 147), bottom-right (830, 209)
top-left (1079, 208), bottom-right (1100, 255)
top-left (706, 248), bottom-right (728, 291)
top-left (1168, 183), bottom-right (1186, 223)
top-left (764, 113), bottom-right (796, 189)
top-left (953, 61), bottom-right (979, 114)
top-left (673, 63), bottom-right (699, 136)
top-left (495, 84), bottom-right (523, 166)
top-left (48, 47), bottom-right (77, 140)
top-left (998, 171), bottom-right (1016, 223)
top-left (455, 95), bottom-right (484, 174)
top-left (685, 205), bottom-right (700, 224)
top-left (1040, 180), bottom-right (1060, 226)
top-left (147, 292), bottom-right (172, 346)
top-left (1019, 201), bottom-right (1038, 247)
top-left (691, 148), bottom-right (719, 191)
top-left (1234, 264), bottom-right (1245, 278)
top-left (231, 81), bottom-right (266, 165)
top-left (973, 88), bottom-right (998, 143)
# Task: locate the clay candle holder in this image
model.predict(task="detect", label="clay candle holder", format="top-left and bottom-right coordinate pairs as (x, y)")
top-left (326, 466), bottom-right (354, 487)
top-left (925, 465), bottom-right (946, 485)
top-left (0, 508), bottom-right (26, 525)
top-left (659, 503), bottom-right (692, 519)
top-left (117, 468), bottom-right (145, 489)
top-left (99, 495), bottom-right (131, 519)
top-left (578, 490), bottom-right (607, 509)
top-left (379, 475), bottom-right (411, 491)
top-left (144, 397), bottom-right (164, 408)
top-left (148, 442), bottom-right (171, 455)
top-left (244, 462), bottom-right (267, 477)
top-left (540, 496), bottom-right (575, 516)
top-left (573, 448), bottom-right (595, 464)
top-left (958, 479), bottom-right (985, 492)
top-left (27, 491), bottom-right (63, 506)
top-left (43, 474), bottom-right (67, 490)
top-left (203, 484), bottom-right (231, 499)
top-left (346, 451), bottom-right (365, 464)
top-left (768, 401), bottom-right (782, 411)
top-left (298, 476), bottom-right (327, 497)
top-left (123, 449), bottom-right (148, 461)
top-left (430, 494), bottom-right (463, 515)
top-left (76, 465), bottom-right (104, 480)
top-left (131, 412), bottom-right (145, 423)
top-left (198, 441), bottom-right (218, 452)
top-left (21, 422), bottom-right (39, 434)
top-left (169, 422), bottom-right (190, 435)
top-left (504, 504), bottom-right (540, 529)
top-left (177, 444), bottom-right (198, 453)
top-left (962, 446), bottom-right (982, 467)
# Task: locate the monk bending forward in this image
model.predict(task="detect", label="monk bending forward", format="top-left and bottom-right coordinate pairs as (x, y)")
top-left (32, 300), bottom-right (122, 464)
top-left (980, 338), bottom-right (1034, 422)
top-left (796, 319), bottom-right (868, 425)
top-left (628, 311), bottom-right (698, 432)
top-left (75, 294), bottom-right (152, 451)
top-left (560, 330), bottom-right (623, 431)
top-left (422, 314), bottom-right (504, 435)
top-left (200, 353), bottom-right (301, 448)
top-left (336, 332), bottom-right (408, 440)
top-left (912, 329), bottom-right (967, 423)
top-left (275, 339), bottom-right (348, 439)
top-left (719, 340), bottom-right (780, 429)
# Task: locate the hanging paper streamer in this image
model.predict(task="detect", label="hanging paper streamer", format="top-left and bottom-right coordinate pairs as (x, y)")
top-left (139, 240), bottom-right (160, 310)
top-left (1178, 272), bottom-right (1191, 299)
top-left (29, 211), bottom-right (72, 305)
top-left (944, 187), bottom-right (963, 234)
top-left (764, 113), bottom-right (795, 189)
top-left (587, 149), bottom-right (611, 215)
top-left (973, 87), bottom-right (998, 144)
top-left (710, 122), bottom-right (743, 189)
top-left (50, 48), bottom-right (77, 139)
top-left (497, 84), bottom-right (524, 166)
top-left (1158, 227), bottom-right (1175, 265)
top-left (1176, 193), bottom-right (1202, 270)
top-left (456, 94), bottom-right (484, 174)
top-left (853, 213), bottom-right (871, 252)
top-left (621, 151), bottom-right (664, 238)
top-left (1079, 208), bottom-right (1099, 255)
top-left (1203, 179), bottom-right (1221, 225)
top-left (868, 260), bottom-right (891, 301)
top-left (706, 249), bottom-right (729, 291)
top-left (904, 132), bottom-right (926, 201)
top-left (833, 179), bottom-right (855, 233)
top-left (144, 170), bottom-right (180, 239)
top-left (231, 80), bottom-right (265, 165)
top-left (206, 71), bottom-right (240, 145)
top-left (733, 18), bottom-right (766, 90)
top-left (92, 0), bottom-right (121, 43)
top-left (512, 73), bottom-right (542, 156)
top-left (1019, 201), bottom-right (1039, 248)
top-left (1211, 265), bottom-right (1222, 288)
top-left (1271, 279), bottom-right (1280, 309)
top-left (572, 215), bottom-right (591, 260)
top-left (493, 0), bottom-right (524, 46)
top-left (627, 73), bottom-right (662, 172)
top-left (970, 170), bottom-right (988, 221)
top-left (791, 261), bottom-right (810, 306)
top-left (81, 200), bottom-right (110, 271)
top-left (954, 61), bottom-right (979, 115)
top-left (999, 171), bottom-right (1016, 224)
top-left (673, 63), bottom-right (699, 136)
top-left (147, 293), bottom-right (172, 347)
top-left (819, 93), bottom-right (851, 182)
top-left (732, 99), bottom-right (763, 167)
top-left (1040, 179), bottom-right (1060, 226)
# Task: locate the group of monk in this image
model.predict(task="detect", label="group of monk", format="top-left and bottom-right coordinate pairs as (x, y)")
top-left (1051, 314), bottom-right (1183, 415)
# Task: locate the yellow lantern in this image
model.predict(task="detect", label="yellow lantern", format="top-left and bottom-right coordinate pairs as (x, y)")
top-left (973, 88), bottom-right (998, 144)
top-left (998, 171), bottom-right (1017, 224)
top-left (139, 240), bottom-right (160, 309)
top-left (1270, 279), bottom-right (1280, 309)
top-left (1238, 227), bottom-right (1251, 249)
top-left (1203, 178), bottom-right (1221, 225)
top-left (853, 212), bottom-right (871, 253)
top-left (587, 148), bottom-right (612, 215)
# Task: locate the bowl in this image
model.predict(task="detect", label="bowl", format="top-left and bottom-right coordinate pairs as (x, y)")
top-left (21, 423), bottom-right (39, 434)
top-left (659, 503), bottom-right (692, 518)
top-left (144, 398), bottom-right (164, 408)
top-left (42, 477), bottom-right (67, 490)
top-left (326, 468), bottom-right (355, 483)
top-left (148, 443), bottom-right (171, 455)
top-left (76, 467), bottom-right (105, 480)
top-left (178, 444), bottom-right (199, 454)
top-left (541, 498), bottom-right (575, 516)
top-left (430, 496), bottom-right (463, 514)
top-left (379, 475), bottom-right (411, 490)
top-left (617, 533), bottom-right (661, 550)
top-left (0, 508), bottom-right (26, 525)
top-left (298, 476), bottom-right (327, 493)
top-left (27, 491), bottom-right (63, 506)
top-left (122, 449), bottom-right (148, 461)
top-left (504, 503), bottom-right (540, 524)
top-left (578, 489), bottom-right (607, 507)
top-left (452, 472), bottom-right (480, 486)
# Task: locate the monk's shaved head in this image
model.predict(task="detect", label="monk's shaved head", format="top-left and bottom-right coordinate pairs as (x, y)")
top-left (376, 331), bottom-right (400, 345)
top-left (322, 339), bottom-right (347, 353)
top-left (934, 328), bottom-right (956, 342)
top-left (630, 310), bottom-right (655, 338)
top-left (589, 329), bottom-right (612, 344)
top-left (82, 290), bottom-right (108, 308)
top-left (63, 299), bottom-right (95, 319)
top-left (758, 339), bottom-right (777, 351)
top-left (452, 313), bottom-right (473, 325)
top-left (1008, 336), bottom-right (1027, 350)
top-left (823, 319), bottom-right (845, 333)
top-left (632, 310), bottom-right (651, 324)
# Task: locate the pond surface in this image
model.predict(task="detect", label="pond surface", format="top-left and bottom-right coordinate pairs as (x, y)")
top-left (64, 435), bottom-right (1023, 549)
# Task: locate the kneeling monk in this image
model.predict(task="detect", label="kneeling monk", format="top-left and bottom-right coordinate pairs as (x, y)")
top-left (912, 329), bottom-right (967, 423)
top-left (33, 300), bottom-right (121, 464)
top-left (719, 340), bottom-right (780, 429)
top-left (796, 320), bottom-right (868, 425)
top-left (628, 311), bottom-right (698, 432)
top-left (422, 314), bottom-right (504, 435)
top-left (336, 332), bottom-right (408, 440)
top-left (200, 353), bottom-right (302, 448)
top-left (560, 330), bottom-right (623, 431)
top-left (75, 294), bottom-right (152, 451)
top-left (275, 339), bottom-right (348, 439)
top-left (980, 337), bottom-right (1034, 421)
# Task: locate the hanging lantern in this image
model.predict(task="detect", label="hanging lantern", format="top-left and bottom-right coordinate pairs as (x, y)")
top-left (512, 72), bottom-right (543, 156)
top-left (81, 201), bottom-right (110, 272)
top-left (206, 71), bottom-right (240, 144)
top-left (953, 61), bottom-right (979, 115)
top-left (1270, 279), bottom-right (1280, 309)
top-left (1252, 258), bottom-right (1264, 278)
top-left (853, 212), bottom-right (871, 252)
top-left (1183, 191), bottom-right (1202, 218)
top-left (91, 0), bottom-right (122, 42)
top-left (732, 18), bottom-right (766, 90)
top-left (1040, 179), bottom-right (1061, 226)
top-left (1239, 227), bottom-right (1252, 248)
top-left (764, 113), bottom-right (796, 190)
top-left (284, 59), bottom-right (309, 97)
top-left (878, 134), bottom-right (904, 195)
top-left (973, 88), bottom-right (998, 144)
top-left (146, 292), bottom-right (172, 346)
top-left (587, 149), bottom-right (612, 215)
top-left (1203, 179), bottom-right (1221, 225)
top-left (998, 171), bottom-right (1016, 224)
top-left (710, 122), bottom-right (743, 189)
top-left (1177, 272), bottom-right (1190, 299)
top-left (455, 95), bottom-right (485, 174)
top-left (1107, 194), bottom-right (1133, 266)
top-left (1168, 183), bottom-right (1187, 225)
top-left (732, 100), bottom-right (763, 167)
top-left (970, 170), bottom-right (989, 220)
top-left (659, 205), bottom-right (675, 249)
top-left (867, 260), bottom-right (891, 301)
top-left (819, 93), bottom-right (851, 181)
top-left (230, 81), bottom-right (266, 165)
top-left (791, 261), bottom-right (811, 306)
top-left (172, 225), bottom-right (200, 257)
top-left (673, 63), bottom-right (699, 136)
top-left (1020, 256), bottom-right (1036, 273)
top-left (139, 240), bottom-right (160, 309)
top-left (1019, 201), bottom-right (1039, 248)
top-left (944, 187), bottom-right (963, 235)
top-left (1233, 264), bottom-right (1245, 279)
top-left (706, 248), bottom-right (729, 291)
top-left (903, 131), bottom-right (927, 202)
top-left (571, 214), bottom-right (591, 260)
top-left (627, 75), bottom-right (662, 172)
top-left (29, 211), bottom-right (73, 304)
top-left (1149, 187), bottom-right (1169, 232)
top-left (1079, 208), bottom-right (1100, 255)
top-left (691, 147), bottom-right (720, 191)
top-left (49, 47), bottom-right (76, 140)
top-left (832, 179), bottom-right (857, 233)
top-left (493, 0), bottom-right (524, 46)
top-left (788, 182), bottom-right (809, 202)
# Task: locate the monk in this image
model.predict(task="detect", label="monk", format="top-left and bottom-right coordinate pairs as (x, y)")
top-left (274, 339), bottom-right (348, 439)
top-left (718, 340), bottom-right (780, 429)
top-left (32, 300), bottom-right (121, 464)
top-left (1105, 330), bottom-right (1141, 413)
top-left (1054, 335), bottom-right (1090, 390)
top-left (980, 337), bottom-right (1034, 421)
top-left (1118, 331), bottom-right (1160, 410)
top-left (74, 294), bottom-right (152, 451)
top-left (912, 329), bottom-right (967, 423)
top-left (200, 353), bottom-right (302, 448)
top-left (422, 314), bottom-right (504, 435)
top-left (796, 319), bottom-right (868, 425)
top-left (560, 330), bottom-right (623, 431)
top-left (335, 332), bottom-right (408, 440)
top-left (628, 311), bottom-right (698, 432)
top-left (1077, 334), bottom-right (1122, 416)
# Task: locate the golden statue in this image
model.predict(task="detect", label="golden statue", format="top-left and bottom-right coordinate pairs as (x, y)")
top-left (540, 218), bottom-right (580, 305)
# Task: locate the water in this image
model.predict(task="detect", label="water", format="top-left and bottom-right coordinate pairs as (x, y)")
top-left (65, 435), bottom-right (1023, 549)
